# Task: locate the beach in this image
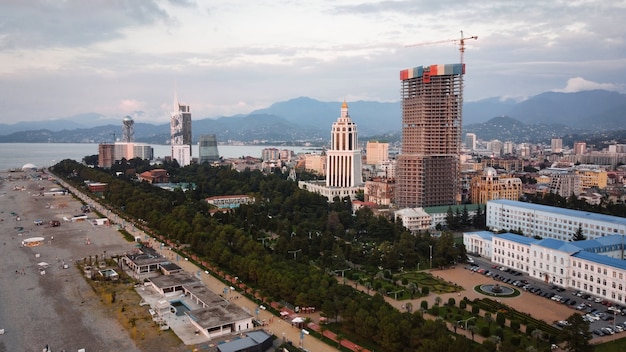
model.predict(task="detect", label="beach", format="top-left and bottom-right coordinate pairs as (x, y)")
top-left (0, 171), bottom-right (140, 352)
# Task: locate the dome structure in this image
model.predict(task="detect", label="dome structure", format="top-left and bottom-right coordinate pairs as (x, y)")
top-left (484, 167), bottom-right (497, 177)
top-left (22, 163), bottom-right (37, 170)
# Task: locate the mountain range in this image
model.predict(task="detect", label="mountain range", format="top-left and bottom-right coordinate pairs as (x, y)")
top-left (0, 90), bottom-right (624, 145)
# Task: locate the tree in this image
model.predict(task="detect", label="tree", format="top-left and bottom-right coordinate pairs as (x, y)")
top-left (561, 313), bottom-right (593, 352)
top-left (571, 224), bottom-right (586, 241)
top-left (484, 312), bottom-right (493, 331)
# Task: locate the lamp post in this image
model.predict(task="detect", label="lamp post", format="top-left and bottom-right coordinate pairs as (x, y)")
top-left (429, 245), bottom-right (433, 269)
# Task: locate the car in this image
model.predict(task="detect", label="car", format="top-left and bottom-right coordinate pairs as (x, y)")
top-left (614, 325), bottom-right (624, 332)
top-left (595, 297), bottom-right (604, 303)
top-left (569, 300), bottom-right (577, 306)
top-left (592, 329), bottom-right (605, 336)
top-left (585, 314), bottom-right (600, 321)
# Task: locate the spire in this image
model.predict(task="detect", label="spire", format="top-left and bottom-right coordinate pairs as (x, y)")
top-left (340, 99), bottom-right (349, 118)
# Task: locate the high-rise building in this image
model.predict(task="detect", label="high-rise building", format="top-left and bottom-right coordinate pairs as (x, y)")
top-left (199, 134), bottom-right (220, 164)
top-left (469, 167), bottom-right (522, 204)
top-left (122, 116), bottom-right (134, 142)
top-left (171, 92), bottom-right (192, 167)
top-left (366, 141), bottom-right (389, 165)
top-left (551, 138), bottom-right (563, 154)
top-left (396, 63), bottom-right (464, 208)
top-left (573, 142), bottom-right (586, 155)
top-left (298, 102), bottom-right (363, 200)
top-left (465, 133), bottom-right (476, 150)
top-left (326, 101), bottom-right (363, 189)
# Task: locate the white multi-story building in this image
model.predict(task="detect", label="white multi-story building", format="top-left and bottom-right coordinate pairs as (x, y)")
top-left (171, 92), bottom-right (192, 167)
top-left (463, 231), bottom-right (493, 258)
top-left (486, 199), bottom-right (626, 241)
top-left (474, 232), bottom-right (626, 305)
top-left (299, 102), bottom-right (363, 200)
top-left (394, 208), bottom-right (431, 233)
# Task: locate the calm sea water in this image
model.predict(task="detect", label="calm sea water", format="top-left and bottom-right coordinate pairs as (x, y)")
top-left (0, 143), bottom-right (316, 171)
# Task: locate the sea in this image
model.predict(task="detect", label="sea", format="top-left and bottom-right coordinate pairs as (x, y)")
top-left (0, 143), bottom-right (318, 171)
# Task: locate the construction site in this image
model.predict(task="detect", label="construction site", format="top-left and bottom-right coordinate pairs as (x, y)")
top-left (395, 33), bottom-right (476, 208)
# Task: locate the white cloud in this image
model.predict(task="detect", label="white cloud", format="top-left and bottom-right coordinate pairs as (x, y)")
top-left (553, 77), bottom-right (623, 93)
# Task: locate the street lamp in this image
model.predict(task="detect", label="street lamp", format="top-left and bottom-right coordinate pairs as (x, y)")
top-left (429, 245), bottom-right (433, 269)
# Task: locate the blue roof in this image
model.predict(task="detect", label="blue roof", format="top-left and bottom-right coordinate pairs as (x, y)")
top-left (488, 200), bottom-right (626, 226)
top-left (496, 232), bottom-right (538, 245)
top-left (534, 238), bottom-right (582, 253)
top-left (572, 251), bottom-right (626, 271)
top-left (465, 231), bottom-right (494, 240)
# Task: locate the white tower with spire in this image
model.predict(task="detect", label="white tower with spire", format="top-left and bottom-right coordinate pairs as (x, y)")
top-left (326, 101), bottom-right (362, 188)
top-left (170, 89), bottom-right (192, 166)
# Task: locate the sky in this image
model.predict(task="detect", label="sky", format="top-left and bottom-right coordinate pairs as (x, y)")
top-left (1, 0), bottom-right (625, 124)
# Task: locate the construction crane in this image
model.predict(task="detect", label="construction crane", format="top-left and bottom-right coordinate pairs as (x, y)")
top-left (406, 31), bottom-right (478, 66)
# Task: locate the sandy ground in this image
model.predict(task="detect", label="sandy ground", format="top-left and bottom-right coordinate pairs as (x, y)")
top-left (0, 171), bottom-right (141, 352)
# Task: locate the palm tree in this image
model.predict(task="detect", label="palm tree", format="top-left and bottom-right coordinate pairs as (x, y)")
top-left (405, 302), bottom-right (413, 313)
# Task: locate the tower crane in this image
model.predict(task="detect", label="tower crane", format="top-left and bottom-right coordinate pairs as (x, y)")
top-left (406, 31), bottom-right (478, 66)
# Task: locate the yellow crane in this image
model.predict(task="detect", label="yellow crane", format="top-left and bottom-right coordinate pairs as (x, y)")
top-left (406, 30), bottom-right (478, 65)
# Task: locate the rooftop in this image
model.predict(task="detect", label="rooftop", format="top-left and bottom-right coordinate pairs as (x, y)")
top-left (489, 200), bottom-right (626, 226)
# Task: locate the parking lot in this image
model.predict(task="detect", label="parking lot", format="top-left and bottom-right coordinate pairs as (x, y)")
top-left (466, 257), bottom-right (626, 340)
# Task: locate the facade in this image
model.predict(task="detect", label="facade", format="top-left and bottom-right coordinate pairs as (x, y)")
top-left (303, 153), bottom-right (326, 175)
top-left (465, 133), bottom-right (476, 150)
top-left (486, 199), bottom-right (626, 241)
top-left (481, 158), bottom-right (524, 173)
top-left (469, 167), bottom-right (522, 204)
top-left (299, 102), bottom-right (363, 200)
top-left (366, 141), bottom-right (389, 165)
top-left (551, 138), bottom-right (563, 153)
top-left (98, 143), bottom-right (115, 168)
top-left (463, 231), bottom-right (493, 258)
top-left (473, 232), bottom-right (626, 305)
top-left (364, 177), bottom-right (395, 206)
top-left (396, 63), bottom-right (464, 208)
top-left (199, 134), bottom-right (220, 164)
top-left (326, 102), bottom-right (363, 189)
top-left (171, 93), bottom-right (193, 167)
top-left (574, 142), bottom-right (586, 155)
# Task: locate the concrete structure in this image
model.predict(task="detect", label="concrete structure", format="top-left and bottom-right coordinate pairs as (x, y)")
top-left (465, 133), bottom-right (476, 150)
top-left (199, 134), bottom-right (220, 164)
top-left (574, 142), bottom-right (587, 155)
top-left (470, 232), bottom-right (626, 305)
top-left (396, 63), bottom-right (464, 208)
top-left (463, 231), bottom-right (493, 258)
top-left (469, 167), bottom-right (522, 204)
top-left (299, 102), bottom-right (363, 200)
top-left (98, 143), bottom-right (115, 168)
top-left (303, 153), bottom-right (325, 175)
top-left (551, 138), bottom-right (563, 154)
top-left (171, 92), bottom-right (193, 167)
top-left (98, 142), bottom-right (153, 168)
top-left (366, 141), bottom-right (389, 165)
top-left (486, 199), bottom-right (626, 241)
top-left (394, 207), bottom-right (431, 233)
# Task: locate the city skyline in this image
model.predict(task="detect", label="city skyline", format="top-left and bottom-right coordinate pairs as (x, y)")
top-left (1, 1), bottom-right (625, 125)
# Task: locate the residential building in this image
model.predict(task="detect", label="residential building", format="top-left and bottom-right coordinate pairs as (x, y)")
top-left (364, 177), bottom-right (395, 206)
top-left (303, 153), bottom-right (325, 175)
top-left (366, 141), bottom-right (389, 165)
top-left (486, 199), bottom-right (626, 240)
top-left (394, 208), bottom-right (432, 233)
top-left (396, 63), bottom-right (464, 208)
top-left (171, 92), bottom-right (192, 167)
top-left (574, 142), bottom-right (586, 155)
top-left (469, 167), bottom-right (522, 204)
top-left (551, 138), bottom-right (563, 154)
top-left (465, 133), bottom-right (476, 151)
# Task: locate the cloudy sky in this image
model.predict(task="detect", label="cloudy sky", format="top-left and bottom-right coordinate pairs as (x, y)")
top-left (1, 0), bottom-right (625, 124)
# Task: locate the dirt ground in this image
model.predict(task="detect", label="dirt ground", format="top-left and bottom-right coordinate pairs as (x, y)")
top-left (0, 171), bottom-right (179, 352)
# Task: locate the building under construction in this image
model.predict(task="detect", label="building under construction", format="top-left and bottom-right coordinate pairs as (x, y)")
top-left (395, 63), bottom-right (464, 208)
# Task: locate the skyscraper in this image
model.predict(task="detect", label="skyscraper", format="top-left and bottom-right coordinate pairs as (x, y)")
top-left (171, 92), bottom-right (192, 166)
top-left (326, 101), bottom-right (363, 189)
top-left (298, 102), bottom-right (363, 200)
top-left (198, 134), bottom-right (220, 163)
top-left (396, 63), bottom-right (464, 208)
